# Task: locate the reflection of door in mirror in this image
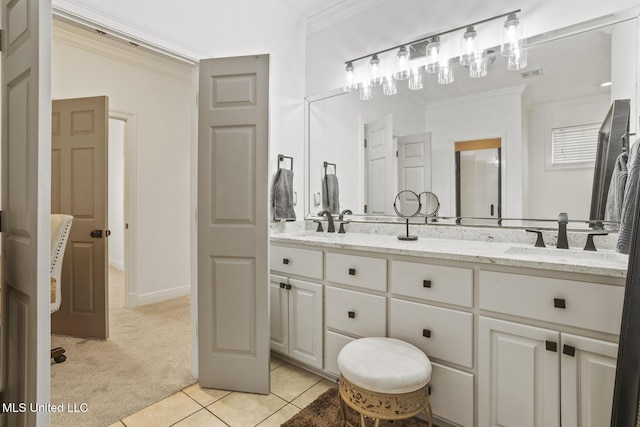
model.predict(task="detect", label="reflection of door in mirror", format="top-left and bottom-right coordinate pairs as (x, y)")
top-left (455, 138), bottom-right (502, 223)
top-left (397, 133), bottom-right (432, 215)
top-left (364, 114), bottom-right (394, 215)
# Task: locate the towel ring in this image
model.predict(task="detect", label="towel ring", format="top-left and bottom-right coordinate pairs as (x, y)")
top-left (324, 161), bottom-right (337, 176)
top-left (278, 154), bottom-right (293, 171)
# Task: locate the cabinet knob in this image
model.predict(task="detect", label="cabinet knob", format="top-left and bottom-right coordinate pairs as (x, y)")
top-left (423, 280), bottom-right (432, 288)
top-left (279, 283), bottom-right (286, 289)
top-left (553, 298), bottom-right (566, 309)
top-left (348, 311), bottom-right (356, 319)
top-left (545, 341), bottom-right (558, 352)
top-left (285, 284), bottom-right (292, 290)
top-left (562, 345), bottom-right (576, 357)
top-left (422, 329), bottom-right (431, 338)
top-left (283, 258), bottom-right (290, 265)
top-left (348, 268), bottom-right (356, 276)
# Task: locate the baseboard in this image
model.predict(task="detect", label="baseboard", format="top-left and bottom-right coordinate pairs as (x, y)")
top-left (135, 284), bottom-right (191, 306)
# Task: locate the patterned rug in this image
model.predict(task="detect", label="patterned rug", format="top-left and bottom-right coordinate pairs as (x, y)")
top-left (282, 388), bottom-right (429, 427)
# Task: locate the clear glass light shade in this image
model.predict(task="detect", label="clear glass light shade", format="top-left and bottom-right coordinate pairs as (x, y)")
top-left (469, 57), bottom-right (488, 78)
top-left (408, 68), bottom-right (423, 90)
top-left (343, 62), bottom-right (357, 93)
top-left (425, 37), bottom-right (440, 74)
top-left (369, 54), bottom-right (383, 87)
top-left (502, 13), bottom-right (523, 56)
top-left (437, 61), bottom-right (454, 84)
top-left (395, 46), bottom-right (410, 80)
top-left (383, 76), bottom-right (397, 96)
top-left (359, 82), bottom-right (374, 101)
top-left (507, 43), bottom-right (528, 70)
top-left (460, 26), bottom-right (480, 66)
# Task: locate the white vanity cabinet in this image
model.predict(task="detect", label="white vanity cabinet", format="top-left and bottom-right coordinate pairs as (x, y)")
top-left (478, 271), bottom-right (623, 427)
top-left (269, 247), bottom-right (323, 369)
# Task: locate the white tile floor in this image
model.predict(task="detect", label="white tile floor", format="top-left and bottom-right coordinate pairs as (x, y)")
top-left (110, 356), bottom-right (336, 427)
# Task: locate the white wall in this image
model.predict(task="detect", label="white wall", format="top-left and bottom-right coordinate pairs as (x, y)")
top-left (305, 0), bottom-right (640, 96)
top-left (526, 94), bottom-right (611, 220)
top-left (426, 87), bottom-right (525, 218)
top-left (52, 21), bottom-right (193, 305)
top-left (108, 118), bottom-right (126, 271)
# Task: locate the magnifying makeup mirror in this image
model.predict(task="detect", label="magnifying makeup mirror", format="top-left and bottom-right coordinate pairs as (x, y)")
top-left (419, 191), bottom-right (440, 222)
top-left (393, 190), bottom-right (422, 241)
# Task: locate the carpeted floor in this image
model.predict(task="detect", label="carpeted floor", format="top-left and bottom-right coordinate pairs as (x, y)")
top-left (282, 388), bottom-right (430, 427)
top-left (50, 268), bottom-right (195, 427)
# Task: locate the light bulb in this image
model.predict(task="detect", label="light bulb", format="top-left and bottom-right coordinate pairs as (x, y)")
top-left (460, 26), bottom-right (478, 66)
top-left (426, 37), bottom-right (440, 74)
top-left (502, 13), bottom-right (522, 56)
top-left (369, 54), bottom-right (382, 87)
top-left (469, 57), bottom-right (488, 78)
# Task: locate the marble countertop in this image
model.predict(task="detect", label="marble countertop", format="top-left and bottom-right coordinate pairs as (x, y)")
top-left (270, 231), bottom-right (629, 279)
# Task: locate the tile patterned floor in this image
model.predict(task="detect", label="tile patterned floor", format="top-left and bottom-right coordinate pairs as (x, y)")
top-left (109, 356), bottom-right (337, 427)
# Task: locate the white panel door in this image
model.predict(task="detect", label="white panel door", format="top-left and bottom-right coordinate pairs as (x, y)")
top-left (1, 0), bottom-right (52, 425)
top-left (365, 115), bottom-right (393, 215)
top-left (198, 55), bottom-right (270, 393)
top-left (478, 317), bottom-right (560, 427)
top-left (288, 279), bottom-right (323, 369)
top-left (561, 333), bottom-right (618, 427)
top-left (397, 133), bottom-right (431, 215)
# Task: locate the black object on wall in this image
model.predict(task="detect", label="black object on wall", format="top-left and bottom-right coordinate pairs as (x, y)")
top-left (590, 99), bottom-right (630, 229)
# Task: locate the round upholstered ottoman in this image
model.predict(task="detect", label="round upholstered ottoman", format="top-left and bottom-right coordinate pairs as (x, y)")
top-left (337, 337), bottom-right (433, 427)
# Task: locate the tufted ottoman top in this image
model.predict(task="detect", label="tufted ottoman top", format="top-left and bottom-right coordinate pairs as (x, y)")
top-left (337, 337), bottom-right (432, 394)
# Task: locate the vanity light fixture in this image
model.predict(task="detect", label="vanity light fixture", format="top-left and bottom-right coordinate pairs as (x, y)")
top-left (369, 54), bottom-right (383, 87)
top-left (342, 9), bottom-right (524, 99)
top-left (395, 46), bottom-right (410, 80)
top-left (425, 37), bottom-right (441, 74)
top-left (502, 12), bottom-right (528, 71)
top-left (343, 62), bottom-right (357, 93)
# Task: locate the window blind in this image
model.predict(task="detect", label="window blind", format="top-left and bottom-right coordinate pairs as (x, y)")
top-left (551, 123), bottom-right (600, 166)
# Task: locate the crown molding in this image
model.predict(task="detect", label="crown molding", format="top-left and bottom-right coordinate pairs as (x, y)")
top-left (307, 0), bottom-right (385, 34)
top-left (52, 0), bottom-right (201, 64)
top-left (53, 21), bottom-right (194, 82)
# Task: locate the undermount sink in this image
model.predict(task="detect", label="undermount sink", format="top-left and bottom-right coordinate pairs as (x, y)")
top-left (504, 245), bottom-right (628, 262)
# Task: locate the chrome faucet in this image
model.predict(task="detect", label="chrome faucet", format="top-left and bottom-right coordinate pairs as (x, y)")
top-left (557, 212), bottom-right (569, 249)
top-left (318, 210), bottom-right (335, 233)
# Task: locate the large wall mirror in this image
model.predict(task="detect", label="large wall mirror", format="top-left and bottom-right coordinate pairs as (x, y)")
top-left (306, 11), bottom-right (638, 229)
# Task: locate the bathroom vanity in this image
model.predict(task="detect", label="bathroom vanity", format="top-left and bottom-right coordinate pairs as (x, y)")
top-left (269, 230), bottom-right (627, 427)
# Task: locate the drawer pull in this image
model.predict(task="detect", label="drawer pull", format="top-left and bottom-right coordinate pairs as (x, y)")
top-left (563, 345), bottom-right (576, 357)
top-left (348, 311), bottom-right (356, 319)
top-left (545, 341), bottom-right (558, 352)
top-left (423, 280), bottom-right (432, 288)
top-left (553, 298), bottom-right (566, 309)
top-left (422, 329), bottom-right (432, 338)
top-left (348, 268), bottom-right (356, 276)
top-left (279, 283), bottom-right (286, 289)
top-left (283, 258), bottom-right (290, 265)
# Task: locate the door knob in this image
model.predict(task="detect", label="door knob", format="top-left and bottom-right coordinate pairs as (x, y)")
top-left (90, 230), bottom-right (103, 238)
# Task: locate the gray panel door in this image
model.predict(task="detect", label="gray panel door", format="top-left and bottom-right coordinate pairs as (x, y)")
top-left (197, 55), bottom-right (270, 393)
top-left (1, 0), bottom-right (52, 425)
top-left (51, 96), bottom-right (109, 339)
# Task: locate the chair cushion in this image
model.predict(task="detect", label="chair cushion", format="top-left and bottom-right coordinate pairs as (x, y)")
top-left (337, 337), bottom-right (431, 394)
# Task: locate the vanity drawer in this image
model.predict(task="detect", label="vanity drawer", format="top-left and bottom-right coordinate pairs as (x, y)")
top-left (390, 260), bottom-right (473, 307)
top-left (479, 270), bottom-right (624, 335)
top-left (270, 245), bottom-right (323, 280)
top-left (324, 330), bottom-right (355, 376)
top-left (430, 362), bottom-right (474, 427)
top-left (326, 252), bottom-right (386, 291)
top-left (389, 299), bottom-right (473, 368)
top-left (325, 286), bottom-right (386, 337)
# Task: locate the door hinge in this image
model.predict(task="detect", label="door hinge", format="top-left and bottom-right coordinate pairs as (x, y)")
top-left (0, 210), bottom-right (2, 232)
top-left (0, 30), bottom-right (3, 52)
top-left (396, 150), bottom-right (398, 157)
top-left (364, 204), bottom-right (368, 213)
top-left (364, 138), bottom-right (367, 148)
